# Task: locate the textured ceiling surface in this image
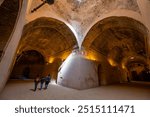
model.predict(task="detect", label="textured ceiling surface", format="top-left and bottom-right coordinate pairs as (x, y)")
top-left (83, 16), bottom-right (148, 65)
top-left (0, 0), bottom-right (148, 67)
top-left (29, 0), bottom-right (140, 41)
top-left (19, 17), bottom-right (77, 58)
top-left (92, 28), bottom-right (145, 55)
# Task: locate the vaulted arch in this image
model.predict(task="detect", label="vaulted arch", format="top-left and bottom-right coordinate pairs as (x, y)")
top-left (82, 16), bottom-right (149, 83)
top-left (11, 17), bottom-right (77, 79)
top-left (83, 16), bottom-right (148, 65)
top-left (19, 17), bottom-right (77, 61)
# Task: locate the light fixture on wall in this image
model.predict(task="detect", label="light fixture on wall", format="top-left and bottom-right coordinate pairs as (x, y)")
top-left (31, 0), bottom-right (54, 13)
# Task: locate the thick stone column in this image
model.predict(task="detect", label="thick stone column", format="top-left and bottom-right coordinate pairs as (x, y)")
top-left (57, 51), bottom-right (99, 90)
top-left (0, 0), bottom-right (27, 93)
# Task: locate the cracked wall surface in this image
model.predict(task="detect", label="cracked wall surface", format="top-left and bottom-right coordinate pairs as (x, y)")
top-left (55, 0), bottom-right (140, 36)
top-left (28, 0), bottom-right (141, 45)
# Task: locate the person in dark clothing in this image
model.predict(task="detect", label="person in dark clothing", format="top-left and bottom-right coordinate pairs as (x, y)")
top-left (39, 77), bottom-right (45, 90)
top-left (44, 74), bottom-right (51, 89)
top-left (34, 75), bottom-right (40, 91)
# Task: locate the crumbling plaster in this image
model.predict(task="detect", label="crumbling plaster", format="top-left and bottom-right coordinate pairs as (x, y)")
top-left (19, 17), bottom-right (77, 62)
top-left (27, 0), bottom-right (142, 46)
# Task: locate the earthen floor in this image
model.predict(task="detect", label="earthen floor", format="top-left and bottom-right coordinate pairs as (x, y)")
top-left (0, 80), bottom-right (150, 100)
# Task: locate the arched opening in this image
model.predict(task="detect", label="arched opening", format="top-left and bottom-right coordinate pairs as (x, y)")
top-left (10, 50), bottom-right (45, 79)
top-left (83, 16), bottom-right (149, 85)
top-left (0, 0), bottom-right (20, 59)
top-left (10, 17), bottom-right (77, 81)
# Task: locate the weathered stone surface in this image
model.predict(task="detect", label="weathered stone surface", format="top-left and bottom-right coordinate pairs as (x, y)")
top-left (1, 0), bottom-right (149, 91)
top-left (19, 17), bottom-right (77, 61)
top-left (0, 0), bottom-right (19, 57)
top-left (83, 16), bottom-right (148, 67)
top-left (57, 52), bottom-right (99, 89)
top-left (53, 0), bottom-right (140, 39)
top-left (28, 0), bottom-right (140, 44)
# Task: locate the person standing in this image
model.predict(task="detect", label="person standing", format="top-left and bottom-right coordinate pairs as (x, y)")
top-left (33, 74), bottom-right (40, 91)
top-left (39, 77), bottom-right (45, 90)
top-left (44, 74), bottom-right (51, 89)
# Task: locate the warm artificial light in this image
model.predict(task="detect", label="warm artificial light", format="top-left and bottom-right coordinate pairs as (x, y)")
top-left (108, 58), bottom-right (117, 66)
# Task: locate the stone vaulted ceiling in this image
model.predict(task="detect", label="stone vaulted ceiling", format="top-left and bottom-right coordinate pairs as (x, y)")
top-left (53, 0), bottom-right (140, 37)
top-left (28, 0), bottom-right (140, 44)
top-left (25, 0), bottom-right (148, 67)
top-left (19, 17), bottom-right (77, 59)
top-left (83, 16), bottom-right (148, 66)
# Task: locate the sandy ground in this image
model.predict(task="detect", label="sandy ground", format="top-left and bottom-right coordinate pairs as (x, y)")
top-left (0, 80), bottom-right (150, 100)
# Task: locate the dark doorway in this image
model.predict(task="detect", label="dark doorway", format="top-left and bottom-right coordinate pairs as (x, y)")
top-left (10, 50), bottom-right (45, 79)
top-left (22, 66), bottom-right (30, 79)
top-left (131, 69), bottom-right (150, 82)
top-left (131, 71), bottom-right (139, 81)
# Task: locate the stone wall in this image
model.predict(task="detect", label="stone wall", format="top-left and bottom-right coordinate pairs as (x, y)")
top-left (0, 0), bottom-right (19, 59)
top-left (137, 0), bottom-right (150, 69)
top-left (0, 0), bottom-right (27, 93)
top-left (57, 49), bottom-right (121, 89)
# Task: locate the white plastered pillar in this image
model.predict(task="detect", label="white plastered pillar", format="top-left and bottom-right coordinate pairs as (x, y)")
top-left (57, 51), bottom-right (99, 90)
top-left (0, 0), bottom-right (28, 93)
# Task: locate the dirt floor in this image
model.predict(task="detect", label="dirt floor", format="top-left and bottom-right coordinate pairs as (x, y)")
top-left (0, 80), bottom-right (150, 100)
